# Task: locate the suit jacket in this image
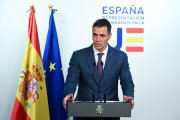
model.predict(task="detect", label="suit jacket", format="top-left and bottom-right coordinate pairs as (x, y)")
top-left (63, 44), bottom-right (134, 101)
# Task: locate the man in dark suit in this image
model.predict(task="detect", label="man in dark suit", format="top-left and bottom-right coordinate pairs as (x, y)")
top-left (63, 19), bottom-right (135, 120)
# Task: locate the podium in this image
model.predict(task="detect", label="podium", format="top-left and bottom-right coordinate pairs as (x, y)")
top-left (67, 102), bottom-right (131, 117)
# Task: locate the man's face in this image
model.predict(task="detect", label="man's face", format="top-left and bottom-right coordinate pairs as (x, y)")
top-left (92, 26), bottom-right (111, 52)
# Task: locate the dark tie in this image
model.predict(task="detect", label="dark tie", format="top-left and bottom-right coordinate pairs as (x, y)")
top-left (97, 53), bottom-right (104, 80)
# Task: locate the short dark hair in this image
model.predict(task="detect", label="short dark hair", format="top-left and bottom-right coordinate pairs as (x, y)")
top-left (92, 19), bottom-right (111, 34)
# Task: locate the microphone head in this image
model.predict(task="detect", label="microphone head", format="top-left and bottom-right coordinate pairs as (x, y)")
top-left (93, 62), bottom-right (96, 66)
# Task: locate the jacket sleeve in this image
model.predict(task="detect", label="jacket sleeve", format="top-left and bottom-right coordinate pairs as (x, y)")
top-left (63, 52), bottom-right (80, 98)
top-left (119, 52), bottom-right (135, 98)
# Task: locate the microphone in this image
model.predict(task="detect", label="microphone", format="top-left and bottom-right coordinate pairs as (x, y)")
top-left (92, 62), bottom-right (96, 103)
top-left (100, 61), bottom-right (103, 66)
top-left (100, 61), bottom-right (104, 81)
top-left (93, 62), bottom-right (96, 67)
top-left (99, 62), bottom-right (106, 103)
top-left (104, 93), bottom-right (106, 103)
top-left (100, 62), bottom-right (106, 103)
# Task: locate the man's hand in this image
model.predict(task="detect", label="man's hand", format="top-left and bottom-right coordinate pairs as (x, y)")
top-left (63, 94), bottom-right (73, 109)
top-left (123, 95), bottom-right (135, 109)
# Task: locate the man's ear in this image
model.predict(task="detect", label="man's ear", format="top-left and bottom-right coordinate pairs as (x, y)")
top-left (108, 33), bottom-right (112, 40)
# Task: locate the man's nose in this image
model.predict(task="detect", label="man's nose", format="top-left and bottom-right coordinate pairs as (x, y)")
top-left (96, 36), bottom-right (101, 41)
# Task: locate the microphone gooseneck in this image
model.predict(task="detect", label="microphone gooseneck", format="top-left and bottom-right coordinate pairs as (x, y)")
top-left (92, 62), bottom-right (96, 103)
top-left (100, 61), bottom-right (106, 103)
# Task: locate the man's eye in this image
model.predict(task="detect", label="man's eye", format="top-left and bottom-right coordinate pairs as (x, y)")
top-left (100, 35), bottom-right (106, 37)
top-left (93, 33), bottom-right (97, 37)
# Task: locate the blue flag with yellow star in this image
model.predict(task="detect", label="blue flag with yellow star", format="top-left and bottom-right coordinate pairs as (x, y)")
top-left (43, 9), bottom-right (67, 120)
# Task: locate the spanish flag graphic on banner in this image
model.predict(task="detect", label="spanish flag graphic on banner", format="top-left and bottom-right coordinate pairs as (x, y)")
top-left (10, 6), bottom-right (50, 120)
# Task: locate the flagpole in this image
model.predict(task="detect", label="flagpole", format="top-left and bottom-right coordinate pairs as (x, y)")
top-left (43, 4), bottom-right (67, 120)
top-left (48, 3), bottom-right (53, 16)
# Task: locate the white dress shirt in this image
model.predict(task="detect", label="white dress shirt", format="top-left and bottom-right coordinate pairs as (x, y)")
top-left (93, 45), bottom-right (108, 69)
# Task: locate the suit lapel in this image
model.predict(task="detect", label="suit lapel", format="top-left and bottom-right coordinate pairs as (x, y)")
top-left (86, 45), bottom-right (99, 85)
top-left (100, 46), bottom-right (116, 87)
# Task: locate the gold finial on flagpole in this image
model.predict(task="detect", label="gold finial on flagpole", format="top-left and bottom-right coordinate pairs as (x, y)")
top-left (26, 3), bottom-right (34, 13)
top-left (48, 3), bottom-right (53, 15)
top-left (48, 3), bottom-right (53, 9)
top-left (29, 3), bottom-right (34, 8)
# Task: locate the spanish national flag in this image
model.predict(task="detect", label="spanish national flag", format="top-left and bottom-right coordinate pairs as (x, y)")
top-left (10, 6), bottom-right (50, 120)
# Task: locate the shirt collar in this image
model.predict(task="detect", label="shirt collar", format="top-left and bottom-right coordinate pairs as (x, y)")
top-left (93, 44), bottom-right (108, 56)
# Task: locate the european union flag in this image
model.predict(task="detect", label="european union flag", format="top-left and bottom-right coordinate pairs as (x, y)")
top-left (43, 9), bottom-right (67, 120)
